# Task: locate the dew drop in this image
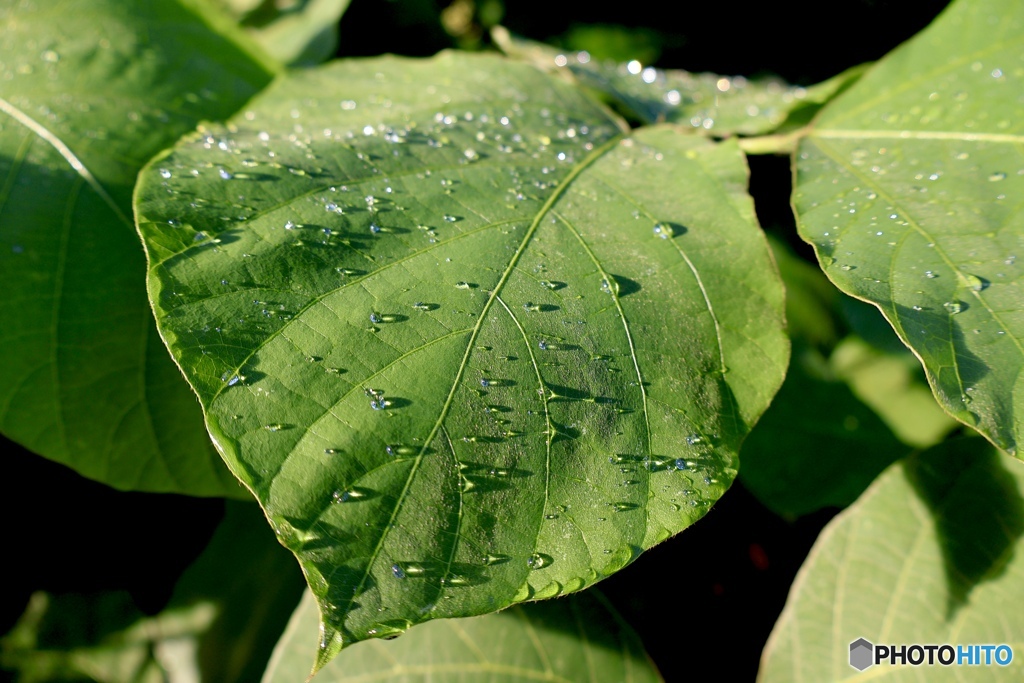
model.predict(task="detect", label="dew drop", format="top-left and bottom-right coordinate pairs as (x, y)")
top-left (527, 553), bottom-right (553, 569)
top-left (944, 301), bottom-right (963, 314)
top-left (332, 488), bottom-right (367, 502)
top-left (989, 172), bottom-right (1007, 182)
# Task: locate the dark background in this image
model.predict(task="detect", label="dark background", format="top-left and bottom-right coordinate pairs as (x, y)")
top-left (3, 0), bottom-right (951, 680)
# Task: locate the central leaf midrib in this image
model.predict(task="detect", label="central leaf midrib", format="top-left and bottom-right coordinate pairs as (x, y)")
top-left (334, 132), bottom-right (627, 627)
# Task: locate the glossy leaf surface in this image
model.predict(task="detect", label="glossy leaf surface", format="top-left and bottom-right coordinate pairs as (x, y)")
top-left (135, 52), bottom-right (787, 662)
top-left (794, 0), bottom-right (1024, 455)
top-left (264, 589), bottom-right (661, 682)
top-left (0, 0), bottom-right (272, 494)
top-left (760, 439), bottom-right (1024, 681)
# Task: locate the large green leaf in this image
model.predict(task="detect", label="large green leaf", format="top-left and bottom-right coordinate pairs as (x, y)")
top-left (134, 52), bottom-right (787, 663)
top-left (0, 0), bottom-right (274, 495)
top-left (760, 438), bottom-right (1024, 681)
top-left (264, 589), bottom-right (661, 682)
top-left (0, 502), bottom-right (304, 683)
top-left (793, 0), bottom-right (1024, 455)
top-left (493, 26), bottom-right (863, 137)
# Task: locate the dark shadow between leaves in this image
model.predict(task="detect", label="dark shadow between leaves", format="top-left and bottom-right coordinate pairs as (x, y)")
top-left (904, 438), bottom-right (1024, 619)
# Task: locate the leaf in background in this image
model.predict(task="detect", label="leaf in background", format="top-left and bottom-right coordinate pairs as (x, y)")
top-left (168, 501), bottom-right (307, 683)
top-left (0, 0), bottom-right (274, 496)
top-left (0, 502), bottom-right (305, 683)
top-left (743, 238), bottom-right (949, 516)
top-left (210, 0), bottom-right (351, 66)
top-left (263, 589), bottom-right (662, 683)
top-left (134, 52), bottom-right (787, 662)
top-left (492, 26), bottom-right (863, 137)
top-left (831, 336), bottom-right (957, 448)
top-left (740, 344), bottom-right (908, 518)
top-left (793, 0), bottom-right (1024, 455)
top-left (759, 438), bottom-right (1024, 681)
top-left (0, 591), bottom-right (215, 683)
top-left (768, 236), bottom-right (842, 351)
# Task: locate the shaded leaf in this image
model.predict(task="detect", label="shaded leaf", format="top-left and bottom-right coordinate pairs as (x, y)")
top-left (210, 0), bottom-right (351, 66)
top-left (768, 236), bottom-right (843, 350)
top-left (0, 502), bottom-right (305, 683)
top-left (831, 336), bottom-right (957, 448)
top-left (740, 344), bottom-right (908, 517)
top-left (0, 0), bottom-right (274, 495)
top-left (0, 591), bottom-right (214, 683)
top-left (134, 52), bottom-right (787, 663)
top-left (793, 0), bottom-right (1024, 455)
top-left (493, 26), bottom-right (862, 137)
top-left (760, 438), bottom-right (1024, 681)
top-left (263, 589), bottom-right (662, 682)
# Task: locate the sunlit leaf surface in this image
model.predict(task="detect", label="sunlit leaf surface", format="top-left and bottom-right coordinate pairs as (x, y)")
top-left (135, 52), bottom-right (787, 663)
top-left (794, 0), bottom-right (1024, 455)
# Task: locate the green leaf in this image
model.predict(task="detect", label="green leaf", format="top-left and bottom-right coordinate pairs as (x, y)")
top-left (793, 0), bottom-right (1024, 456)
top-left (0, 0), bottom-right (273, 495)
top-left (263, 589), bottom-right (662, 683)
top-left (134, 52), bottom-right (787, 662)
top-left (831, 336), bottom-right (957, 448)
top-left (759, 438), bottom-right (1024, 681)
top-left (768, 236), bottom-right (843, 351)
top-left (492, 26), bottom-right (860, 137)
top-left (0, 591), bottom-right (215, 683)
top-left (0, 502), bottom-right (305, 683)
top-left (209, 0), bottom-right (351, 66)
top-left (740, 344), bottom-right (908, 517)
top-left (168, 501), bottom-right (308, 683)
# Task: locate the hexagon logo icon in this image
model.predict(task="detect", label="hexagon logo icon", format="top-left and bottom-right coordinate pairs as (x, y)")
top-left (849, 638), bottom-right (874, 671)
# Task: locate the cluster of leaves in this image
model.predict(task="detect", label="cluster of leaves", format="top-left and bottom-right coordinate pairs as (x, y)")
top-left (1, 0), bottom-right (1021, 680)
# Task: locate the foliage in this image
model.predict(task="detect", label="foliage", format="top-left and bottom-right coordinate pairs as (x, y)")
top-left (1, 0), bottom-right (1021, 680)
